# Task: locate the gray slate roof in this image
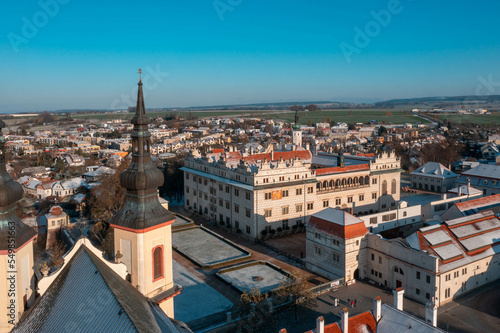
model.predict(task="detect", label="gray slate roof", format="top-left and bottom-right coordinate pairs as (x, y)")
top-left (410, 162), bottom-right (458, 179)
top-left (13, 246), bottom-right (185, 333)
top-left (461, 164), bottom-right (500, 180)
top-left (377, 303), bottom-right (445, 333)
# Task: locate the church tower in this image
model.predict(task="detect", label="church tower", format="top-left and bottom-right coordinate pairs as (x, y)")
top-left (0, 121), bottom-right (37, 332)
top-left (337, 148), bottom-right (345, 168)
top-left (292, 109), bottom-right (302, 146)
top-left (110, 71), bottom-right (176, 317)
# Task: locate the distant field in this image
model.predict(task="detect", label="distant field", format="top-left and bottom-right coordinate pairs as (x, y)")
top-left (263, 109), bottom-right (429, 125)
top-left (437, 114), bottom-right (500, 125)
top-left (71, 108), bottom-right (429, 125)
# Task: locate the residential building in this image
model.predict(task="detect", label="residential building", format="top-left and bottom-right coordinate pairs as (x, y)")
top-left (455, 164), bottom-right (500, 196)
top-left (410, 162), bottom-right (458, 193)
top-left (366, 210), bottom-right (500, 307)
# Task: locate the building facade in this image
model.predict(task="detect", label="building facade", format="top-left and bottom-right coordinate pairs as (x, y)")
top-left (305, 208), bottom-right (369, 282)
top-left (410, 162), bottom-right (458, 193)
top-left (182, 149), bottom-right (402, 239)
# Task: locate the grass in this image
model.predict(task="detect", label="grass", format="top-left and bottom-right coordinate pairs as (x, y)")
top-left (437, 113), bottom-right (500, 125)
top-left (261, 109), bottom-right (430, 125)
top-left (71, 108), bottom-right (430, 125)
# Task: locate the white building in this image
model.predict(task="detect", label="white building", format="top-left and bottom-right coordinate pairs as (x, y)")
top-left (182, 148), bottom-right (402, 239)
top-left (410, 162), bottom-right (458, 193)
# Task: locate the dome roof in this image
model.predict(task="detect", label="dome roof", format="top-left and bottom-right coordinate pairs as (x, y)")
top-left (0, 164), bottom-right (23, 207)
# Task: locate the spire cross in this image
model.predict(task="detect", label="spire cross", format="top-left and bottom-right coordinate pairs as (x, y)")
top-left (138, 68), bottom-right (142, 81)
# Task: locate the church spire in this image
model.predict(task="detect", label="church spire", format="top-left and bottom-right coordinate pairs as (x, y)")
top-left (133, 68), bottom-right (147, 122)
top-left (109, 73), bottom-right (174, 230)
top-left (0, 120), bottom-right (36, 250)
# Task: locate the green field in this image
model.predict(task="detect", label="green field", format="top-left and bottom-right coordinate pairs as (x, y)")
top-left (437, 113), bottom-right (500, 125)
top-left (71, 108), bottom-right (429, 125)
top-left (260, 109), bottom-right (429, 125)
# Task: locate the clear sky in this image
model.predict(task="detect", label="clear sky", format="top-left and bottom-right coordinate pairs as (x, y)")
top-left (1, 0), bottom-right (499, 112)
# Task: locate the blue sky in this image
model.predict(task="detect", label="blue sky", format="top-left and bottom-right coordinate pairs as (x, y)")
top-left (1, 0), bottom-right (499, 112)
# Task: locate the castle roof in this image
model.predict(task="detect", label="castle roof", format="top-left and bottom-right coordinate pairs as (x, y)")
top-left (309, 208), bottom-right (369, 239)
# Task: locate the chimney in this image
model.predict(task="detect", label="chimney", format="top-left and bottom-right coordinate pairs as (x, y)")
top-left (341, 308), bottom-right (348, 333)
top-left (467, 177), bottom-right (471, 189)
top-left (373, 296), bottom-right (382, 322)
top-left (458, 185), bottom-right (462, 196)
top-left (393, 288), bottom-right (404, 311)
top-left (316, 316), bottom-right (325, 333)
top-left (425, 301), bottom-right (438, 327)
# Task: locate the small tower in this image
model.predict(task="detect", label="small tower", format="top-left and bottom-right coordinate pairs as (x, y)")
top-left (337, 147), bottom-right (345, 168)
top-left (292, 109), bottom-right (302, 147)
top-left (110, 71), bottom-right (176, 317)
top-left (0, 120), bottom-right (37, 332)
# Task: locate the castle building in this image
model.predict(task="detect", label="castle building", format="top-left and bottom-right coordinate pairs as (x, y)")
top-left (306, 208), bottom-right (369, 282)
top-left (0, 121), bottom-right (37, 332)
top-left (182, 147), bottom-right (402, 239)
top-left (109, 76), bottom-right (178, 317)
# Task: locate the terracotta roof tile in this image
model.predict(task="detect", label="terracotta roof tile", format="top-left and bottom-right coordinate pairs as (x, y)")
top-left (309, 216), bottom-right (369, 239)
top-left (316, 164), bottom-right (370, 176)
top-left (455, 193), bottom-right (500, 211)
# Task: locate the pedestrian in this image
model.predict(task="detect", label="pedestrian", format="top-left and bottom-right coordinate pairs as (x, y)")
top-left (351, 300), bottom-right (354, 308)
top-left (354, 299), bottom-right (357, 307)
top-left (347, 297), bottom-right (350, 305)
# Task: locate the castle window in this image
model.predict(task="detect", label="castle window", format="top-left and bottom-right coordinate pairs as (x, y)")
top-left (153, 246), bottom-right (164, 281)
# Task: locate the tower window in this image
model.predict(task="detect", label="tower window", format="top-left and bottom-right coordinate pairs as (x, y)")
top-left (153, 246), bottom-right (164, 281)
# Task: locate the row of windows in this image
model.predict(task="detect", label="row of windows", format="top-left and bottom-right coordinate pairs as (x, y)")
top-left (261, 173), bottom-right (309, 184)
top-left (415, 288), bottom-right (431, 300)
top-left (371, 269), bottom-right (382, 279)
top-left (186, 175), bottom-right (251, 199)
top-left (264, 188), bottom-right (304, 199)
top-left (371, 253), bottom-right (382, 264)
top-left (317, 176), bottom-right (375, 191)
top-left (218, 215), bottom-right (252, 234)
top-left (416, 271), bottom-right (432, 284)
top-left (445, 267), bottom-right (472, 281)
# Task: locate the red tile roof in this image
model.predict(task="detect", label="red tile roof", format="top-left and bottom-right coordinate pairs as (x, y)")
top-left (226, 151), bottom-right (242, 159)
top-left (349, 311), bottom-right (377, 333)
top-left (315, 164), bottom-right (370, 176)
top-left (49, 206), bottom-right (64, 215)
top-left (211, 148), bottom-right (224, 154)
top-left (321, 311), bottom-right (376, 333)
top-left (309, 216), bottom-right (369, 239)
top-left (455, 193), bottom-right (500, 211)
top-left (238, 151), bottom-right (312, 164)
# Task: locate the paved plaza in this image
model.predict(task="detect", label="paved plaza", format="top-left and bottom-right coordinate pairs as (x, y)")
top-left (217, 261), bottom-right (290, 294)
top-left (172, 226), bottom-right (251, 267)
top-left (172, 261), bottom-right (233, 324)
